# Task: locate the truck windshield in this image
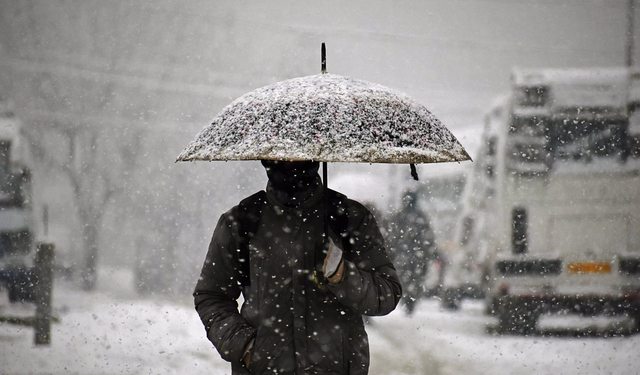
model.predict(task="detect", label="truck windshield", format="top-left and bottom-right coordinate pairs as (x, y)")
top-left (550, 118), bottom-right (627, 161)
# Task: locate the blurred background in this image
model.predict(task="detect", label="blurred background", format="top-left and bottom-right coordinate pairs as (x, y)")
top-left (0, 0), bottom-right (637, 313)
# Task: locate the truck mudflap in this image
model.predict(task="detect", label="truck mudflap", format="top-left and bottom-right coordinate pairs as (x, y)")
top-left (493, 294), bottom-right (640, 335)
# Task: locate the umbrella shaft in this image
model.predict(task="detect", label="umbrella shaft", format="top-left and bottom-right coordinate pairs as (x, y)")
top-left (323, 162), bottom-right (328, 242)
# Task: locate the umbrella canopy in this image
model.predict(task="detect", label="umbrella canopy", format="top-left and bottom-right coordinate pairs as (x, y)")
top-left (176, 73), bottom-right (471, 164)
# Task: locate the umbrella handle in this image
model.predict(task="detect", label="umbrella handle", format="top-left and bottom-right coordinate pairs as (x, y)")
top-left (410, 164), bottom-right (419, 181)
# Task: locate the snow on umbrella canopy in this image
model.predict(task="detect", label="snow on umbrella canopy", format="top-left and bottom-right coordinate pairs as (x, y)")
top-left (176, 73), bottom-right (471, 164)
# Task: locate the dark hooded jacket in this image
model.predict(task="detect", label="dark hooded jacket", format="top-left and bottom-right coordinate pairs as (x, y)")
top-left (194, 184), bottom-right (401, 375)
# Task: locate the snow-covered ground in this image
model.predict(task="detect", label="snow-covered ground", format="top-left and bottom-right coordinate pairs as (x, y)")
top-left (1, 268), bottom-right (638, 375)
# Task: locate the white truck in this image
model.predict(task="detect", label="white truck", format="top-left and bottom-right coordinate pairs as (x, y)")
top-left (443, 67), bottom-right (640, 333)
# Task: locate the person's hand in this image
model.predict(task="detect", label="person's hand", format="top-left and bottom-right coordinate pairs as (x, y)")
top-left (243, 350), bottom-right (251, 368)
top-left (323, 238), bottom-right (344, 284)
top-left (242, 338), bottom-right (254, 368)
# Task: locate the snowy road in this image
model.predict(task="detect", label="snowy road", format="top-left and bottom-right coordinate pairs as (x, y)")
top-left (369, 301), bottom-right (639, 375)
top-left (0, 268), bottom-right (638, 374)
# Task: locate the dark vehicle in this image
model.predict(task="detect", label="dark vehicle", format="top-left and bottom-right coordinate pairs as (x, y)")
top-left (0, 100), bottom-right (36, 302)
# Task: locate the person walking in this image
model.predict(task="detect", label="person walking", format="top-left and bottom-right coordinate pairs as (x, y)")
top-left (194, 160), bottom-right (402, 375)
top-left (386, 190), bottom-right (436, 315)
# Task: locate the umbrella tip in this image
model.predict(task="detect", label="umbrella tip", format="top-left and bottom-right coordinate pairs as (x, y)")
top-left (321, 43), bottom-right (326, 74)
top-left (410, 164), bottom-right (419, 181)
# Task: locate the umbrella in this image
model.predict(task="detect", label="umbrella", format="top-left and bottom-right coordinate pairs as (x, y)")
top-left (177, 44), bottom-right (470, 229)
top-left (176, 47), bottom-right (471, 171)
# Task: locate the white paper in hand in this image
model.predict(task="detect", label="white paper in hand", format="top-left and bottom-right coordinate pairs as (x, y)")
top-left (323, 238), bottom-right (343, 278)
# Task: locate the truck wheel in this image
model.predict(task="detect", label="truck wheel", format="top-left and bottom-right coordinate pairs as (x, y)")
top-left (631, 306), bottom-right (640, 333)
top-left (485, 297), bottom-right (500, 316)
top-left (441, 289), bottom-right (460, 310)
top-left (497, 304), bottom-right (538, 335)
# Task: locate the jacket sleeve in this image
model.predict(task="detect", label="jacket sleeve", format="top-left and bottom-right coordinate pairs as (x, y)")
top-left (193, 213), bottom-right (256, 364)
top-left (327, 202), bottom-right (402, 316)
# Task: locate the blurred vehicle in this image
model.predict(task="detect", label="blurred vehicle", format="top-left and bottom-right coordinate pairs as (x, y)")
top-left (415, 169), bottom-right (467, 303)
top-left (443, 67), bottom-right (640, 333)
top-left (417, 170), bottom-right (467, 248)
top-left (440, 212), bottom-right (488, 310)
top-left (0, 98), bottom-right (37, 302)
